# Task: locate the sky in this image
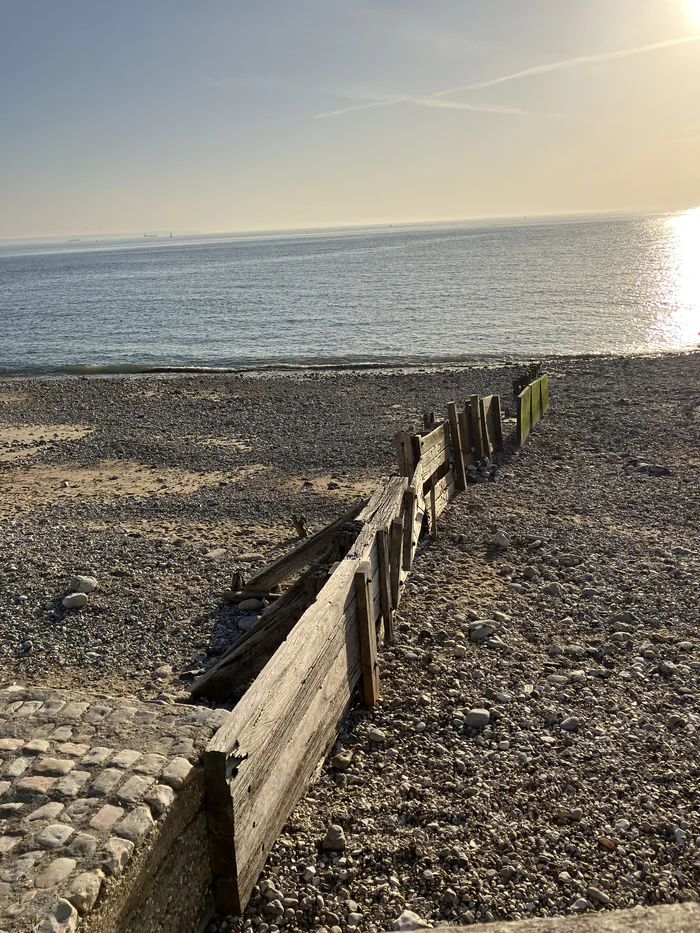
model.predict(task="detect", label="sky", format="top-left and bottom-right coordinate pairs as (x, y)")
top-left (1, 0), bottom-right (699, 238)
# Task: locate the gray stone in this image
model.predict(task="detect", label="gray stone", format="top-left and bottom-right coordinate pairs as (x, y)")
top-left (28, 802), bottom-right (65, 822)
top-left (5, 755), bottom-right (31, 777)
top-left (321, 824), bottom-right (347, 851)
top-left (133, 753), bottom-right (167, 775)
top-left (114, 804), bottom-right (154, 842)
top-left (34, 757), bottom-right (75, 776)
top-left (144, 784), bottom-right (175, 815)
top-left (102, 837), bottom-right (134, 876)
top-left (110, 749), bottom-right (141, 769)
top-left (62, 593), bottom-right (89, 609)
top-left (69, 576), bottom-right (98, 594)
top-left (68, 869), bottom-right (104, 914)
top-left (81, 746), bottom-right (113, 766)
top-left (89, 768), bottom-right (124, 797)
top-left (90, 804), bottom-right (125, 832)
top-left (543, 582), bottom-right (563, 596)
top-left (68, 833), bottom-right (98, 857)
top-left (393, 909), bottom-right (429, 930)
top-left (238, 598), bottom-right (263, 611)
top-left (36, 823), bottom-right (75, 848)
top-left (588, 886), bottom-right (611, 906)
top-left (34, 857), bottom-right (77, 888)
top-left (38, 898), bottom-right (79, 932)
top-left (56, 771), bottom-right (91, 797)
top-left (469, 621), bottom-right (496, 643)
top-left (466, 708), bottom-right (491, 728)
top-left (1, 850), bottom-right (44, 882)
top-left (161, 756), bottom-right (193, 790)
top-left (561, 716), bottom-right (580, 732)
top-left (117, 774), bottom-right (154, 804)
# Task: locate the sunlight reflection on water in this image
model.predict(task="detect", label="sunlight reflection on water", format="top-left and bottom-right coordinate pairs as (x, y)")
top-left (653, 207), bottom-right (700, 346)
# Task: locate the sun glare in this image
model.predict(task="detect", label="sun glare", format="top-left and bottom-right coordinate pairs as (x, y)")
top-left (685, 0), bottom-right (700, 27)
top-left (655, 207), bottom-right (700, 346)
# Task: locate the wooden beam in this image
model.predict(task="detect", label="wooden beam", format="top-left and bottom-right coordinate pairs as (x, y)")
top-left (191, 566), bottom-right (326, 699)
top-left (469, 395), bottom-right (484, 460)
top-left (242, 499), bottom-right (366, 593)
top-left (205, 556), bottom-right (364, 913)
top-left (517, 385), bottom-right (532, 447)
top-left (394, 430), bottom-right (416, 478)
top-left (491, 395), bottom-right (505, 452)
top-left (541, 374), bottom-right (550, 413)
top-left (376, 525), bottom-right (393, 642)
top-left (479, 396), bottom-right (493, 459)
top-left (429, 485), bottom-right (437, 539)
top-left (355, 562), bottom-right (380, 705)
top-left (389, 516), bottom-right (403, 609)
top-left (531, 378), bottom-right (542, 428)
top-left (402, 486), bottom-right (417, 571)
top-left (447, 401), bottom-right (467, 491)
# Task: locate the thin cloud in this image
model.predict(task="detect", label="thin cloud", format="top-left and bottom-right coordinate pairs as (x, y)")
top-left (314, 34), bottom-right (700, 121)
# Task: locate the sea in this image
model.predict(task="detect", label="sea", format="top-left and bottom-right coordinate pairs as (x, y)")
top-left (1, 211), bottom-right (698, 376)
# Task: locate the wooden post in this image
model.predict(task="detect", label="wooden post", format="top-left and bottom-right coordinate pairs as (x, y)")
top-left (479, 396), bottom-right (492, 459)
top-left (355, 562), bottom-right (379, 705)
top-left (377, 525), bottom-right (394, 642)
top-left (394, 430), bottom-right (416, 478)
top-left (422, 411), bottom-right (435, 431)
top-left (469, 395), bottom-right (484, 460)
top-left (492, 396), bottom-right (505, 452)
top-left (429, 485), bottom-right (437, 539)
top-left (446, 401), bottom-right (467, 491)
top-left (402, 486), bottom-right (417, 571)
top-left (389, 516), bottom-right (403, 608)
top-left (541, 374), bottom-right (550, 413)
top-left (517, 386), bottom-right (532, 447)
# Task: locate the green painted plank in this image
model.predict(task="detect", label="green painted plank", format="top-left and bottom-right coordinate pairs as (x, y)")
top-left (517, 386), bottom-right (531, 447)
top-left (531, 378), bottom-right (542, 428)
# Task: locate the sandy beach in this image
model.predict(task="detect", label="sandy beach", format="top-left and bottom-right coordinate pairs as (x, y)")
top-left (1, 351), bottom-right (699, 929)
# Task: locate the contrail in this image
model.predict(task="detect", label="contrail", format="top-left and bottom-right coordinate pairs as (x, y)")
top-left (314, 34), bottom-right (700, 120)
top-left (434, 35), bottom-right (700, 97)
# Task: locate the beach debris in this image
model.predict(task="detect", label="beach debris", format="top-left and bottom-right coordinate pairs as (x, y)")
top-left (291, 513), bottom-right (308, 538)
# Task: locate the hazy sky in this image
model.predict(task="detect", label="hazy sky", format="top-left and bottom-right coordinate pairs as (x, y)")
top-left (1, 0), bottom-right (699, 237)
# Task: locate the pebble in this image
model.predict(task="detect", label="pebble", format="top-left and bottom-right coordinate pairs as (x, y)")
top-left (465, 708), bottom-right (490, 728)
top-left (69, 576), bottom-right (98, 594)
top-left (393, 909), bottom-right (429, 930)
top-left (62, 593), bottom-right (89, 609)
top-left (321, 824), bottom-right (346, 851)
top-left (38, 898), bottom-right (79, 932)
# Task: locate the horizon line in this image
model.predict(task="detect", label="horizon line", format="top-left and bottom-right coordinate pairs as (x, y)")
top-left (1, 205), bottom-right (696, 245)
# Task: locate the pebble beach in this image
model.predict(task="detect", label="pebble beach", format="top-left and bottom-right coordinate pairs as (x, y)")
top-left (1, 351), bottom-right (699, 931)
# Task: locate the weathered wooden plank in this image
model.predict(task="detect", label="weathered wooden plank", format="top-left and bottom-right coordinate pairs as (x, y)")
top-left (458, 409), bottom-right (476, 467)
top-left (348, 476), bottom-right (407, 562)
top-left (402, 486), bottom-right (417, 571)
top-left (479, 396), bottom-right (493, 459)
top-left (447, 401), bottom-right (467, 491)
top-left (517, 385), bottom-right (532, 447)
top-left (419, 436), bottom-right (450, 483)
top-left (489, 395), bottom-right (505, 452)
top-left (429, 485), bottom-right (437, 539)
top-left (541, 374), bottom-right (550, 413)
top-left (432, 469), bottom-right (456, 521)
top-left (356, 562), bottom-right (380, 704)
top-left (205, 555), bottom-right (363, 913)
top-left (376, 525), bottom-right (393, 642)
top-left (243, 499), bottom-right (366, 593)
top-left (531, 378), bottom-right (542, 428)
top-left (469, 396), bottom-right (484, 460)
top-left (389, 516), bottom-right (403, 609)
top-left (394, 430), bottom-right (417, 478)
top-left (419, 421), bottom-right (449, 456)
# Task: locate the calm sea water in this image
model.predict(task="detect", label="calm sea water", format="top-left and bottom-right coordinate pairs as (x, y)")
top-left (1, 212), bottom-right (698, 375)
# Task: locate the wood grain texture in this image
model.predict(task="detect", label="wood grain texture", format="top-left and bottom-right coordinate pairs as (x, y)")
top-left (541, 374), bottom-right (550, 413)
top-left (469, 395), bottom-right (484, 460)
top-left (447, 401), bottom-right (467, 491)
top-left (389, 516), bottom-right (403, 609)
top-left (206, 555), bottom-right (364, 912)
top-left (479, 396), bottom-right (493, 459)
top-left (490, 395), bottom-right (505, 452)
top-left (356, 562), bottom-right (380, 704)
top-left (531, 378), bottom-right (542, 428)
top-left (376, 525), bottom-right (394, 642)
top-left (517, 385), bottom-right (532, 447)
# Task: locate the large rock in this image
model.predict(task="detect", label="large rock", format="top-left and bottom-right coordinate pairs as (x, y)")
top-left (393, 909), bottom-right (430, 930)
top-left (321, 824), bottom-right (346, 851)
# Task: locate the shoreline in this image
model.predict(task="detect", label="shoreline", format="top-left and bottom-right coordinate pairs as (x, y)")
top-left (0, 346), bottom-right (697, 383)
